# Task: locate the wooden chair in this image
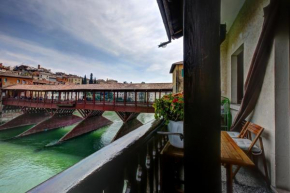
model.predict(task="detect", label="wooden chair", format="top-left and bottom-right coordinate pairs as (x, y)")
top-left (226, 120), bottom-right (249, 138)
top-left (232, 122), bottom-right (269, 184)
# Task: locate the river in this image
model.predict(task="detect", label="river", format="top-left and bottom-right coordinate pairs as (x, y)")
top-left (0, 112), bottom-right (154, 193)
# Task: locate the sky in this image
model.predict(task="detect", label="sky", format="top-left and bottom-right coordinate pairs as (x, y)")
top-left (0, 0), bottom-right (183, 83)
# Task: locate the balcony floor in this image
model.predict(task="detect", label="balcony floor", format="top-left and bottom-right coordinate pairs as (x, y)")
top-left (222, 166), bottom-right (273, 193)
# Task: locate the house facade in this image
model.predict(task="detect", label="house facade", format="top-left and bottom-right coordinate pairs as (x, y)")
top-left (68, 76), bottom-right (82, 85)
top-left (221, 0), bottom-right (289, 191)
top-left (170, 61), bottom-right (183, 93)
top-left (0, 73), bottom-right (33, 88)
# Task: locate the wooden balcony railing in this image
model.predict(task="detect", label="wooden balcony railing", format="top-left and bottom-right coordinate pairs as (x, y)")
top-left (28, 119), bottom-right (168, 193)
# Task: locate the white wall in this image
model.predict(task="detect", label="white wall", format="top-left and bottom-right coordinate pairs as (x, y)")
top-left (220, 0), bottom-right (278, 188)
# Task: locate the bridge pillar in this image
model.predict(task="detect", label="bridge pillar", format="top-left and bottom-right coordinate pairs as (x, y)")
top-left (115, 112), bottom-right (140, 123)
top-left (16, 109), bottom-right (83, 138)
top-left (58, 110), bottom-right (112, 142)
top-left (0, 107), bottom-right (51, 130)
top-left (111, 112), bottom-right (143, 141)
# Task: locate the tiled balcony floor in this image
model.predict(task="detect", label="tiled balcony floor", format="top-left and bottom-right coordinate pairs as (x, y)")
top-left (222, 166), bottom-right (273, 193)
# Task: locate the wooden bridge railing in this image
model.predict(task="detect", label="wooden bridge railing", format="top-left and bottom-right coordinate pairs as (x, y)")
top-left (27, 119), bottom-right (167, 193)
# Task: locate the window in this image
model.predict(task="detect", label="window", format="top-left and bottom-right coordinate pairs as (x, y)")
top-left (17, 79), bottom-right (20, 83)
top-left (231, 45), bottom-right (244, 104)
top-left (22, 80), bottom-right (26, 84)
top-left (4, 78), bottom-right (7, 82)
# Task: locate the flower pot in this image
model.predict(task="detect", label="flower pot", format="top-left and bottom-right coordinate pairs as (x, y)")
top-left (168, 120), bottom-right (184, 148)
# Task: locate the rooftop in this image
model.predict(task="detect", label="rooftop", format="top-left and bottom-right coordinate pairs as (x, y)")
top-left (3, 83), bottom-right (173, 91)
top-left (0, 72), bottom-right (33, 79)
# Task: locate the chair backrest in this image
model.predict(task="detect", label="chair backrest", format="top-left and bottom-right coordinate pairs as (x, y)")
top-left (237, 120), bottom-right (250, 138)
top-left (240, 122), bottom-right (264, 153)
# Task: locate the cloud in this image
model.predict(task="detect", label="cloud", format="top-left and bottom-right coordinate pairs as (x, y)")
top-left (0, 0), bottom-right (183, 83)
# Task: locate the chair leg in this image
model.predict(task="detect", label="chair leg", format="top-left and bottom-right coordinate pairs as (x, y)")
top-left (259, 138), bottom-right (270, 186)
top-left (232, 165), bottom-right (241, 179)
top-left (262, 152), bottom-right (270, 185)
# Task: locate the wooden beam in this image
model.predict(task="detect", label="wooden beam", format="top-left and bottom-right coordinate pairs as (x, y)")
top-left (183, 0), bottom-right (221, 192)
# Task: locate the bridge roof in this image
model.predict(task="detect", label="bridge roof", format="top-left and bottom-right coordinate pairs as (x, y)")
top-left (3, 83), bottom-right (173, 91)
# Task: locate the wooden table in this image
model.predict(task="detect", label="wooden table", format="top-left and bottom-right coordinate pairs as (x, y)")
top-left (221, 131), bottom-right (254, 193)
top-left (160, 131), bottom-right (254, 193)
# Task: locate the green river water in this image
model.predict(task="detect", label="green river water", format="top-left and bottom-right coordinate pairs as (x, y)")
top-left (0, 112), bottom-right (154, 193)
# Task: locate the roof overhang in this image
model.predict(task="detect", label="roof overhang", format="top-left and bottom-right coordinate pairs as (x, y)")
top-left (169, 61), bottom-right (183, 73)
top-left (157, 0), bottom-right (246, 46)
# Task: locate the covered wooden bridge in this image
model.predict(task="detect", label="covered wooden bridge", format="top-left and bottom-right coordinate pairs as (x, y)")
top-left (0, 83), bottom-right (172, 142)
top-left (2, 83), bottom-right (172, 114)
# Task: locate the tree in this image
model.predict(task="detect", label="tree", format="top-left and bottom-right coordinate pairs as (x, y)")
top-left (89, 73), bottom-right (93, 84)
top-left (83, 75), bottom-right (87, 84)
top-left (93, 77), bottom-right (97, 84)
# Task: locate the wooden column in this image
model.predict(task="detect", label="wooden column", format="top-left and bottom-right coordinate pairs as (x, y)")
top-left (52, 92), bottom-right (54, 103)
top-left (113, 91), bottom-right (115, 106)
top-left (93, 92), bottom-right (96, 105)
top-left (117, 92), bottom-right (119, 103)
top-left (146, 91), bottom-right (149, 107)
top-left (135, 91), bottom-right (137, 107)
top-left (103, 91), bottom-right (105, 105)
top-left (44, 91), bottom-right (47, 103)
top-left (124, 92), bottom-right (126, 106)
top-left (184, 0), bottom-right (221, 192)
top-left (58, 91), bottom-right (61, 102)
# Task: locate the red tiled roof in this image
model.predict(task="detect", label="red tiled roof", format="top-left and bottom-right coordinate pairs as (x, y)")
top-left (0, 72), bottom-right (33, 79)
top-left (3, 83), bottom-right (173, 91)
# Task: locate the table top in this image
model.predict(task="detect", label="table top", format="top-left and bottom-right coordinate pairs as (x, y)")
top-left (221, 131), bottom-right (254, 167)
top-left (160, 131), bottom-right (254, 167)
top-left (161, 141), bottom-right (184, 157)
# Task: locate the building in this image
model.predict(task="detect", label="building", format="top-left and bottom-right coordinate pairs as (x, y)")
top-left (39, 72), bottom-right (50, 81)
top-left (157, 0), bottom-right (290, 191)
top-left (96, 79), bottom-right (106, 84)
top-left (169, 61), bottom-right (183, 93)
top-left (0, 63), bottom-right (11, 71)
top-left (219, 0), bottom-right (289, 190)
top-left (68, 75), bottom-right (82, 85)
top-left (37, 64), bottom-right (51, 73)
top-left (49, 75), bottom-right (57, 82)
top-left (0, 72), bottom-right (33, 88)
top-left (106, 79), bottom-right (118, 84)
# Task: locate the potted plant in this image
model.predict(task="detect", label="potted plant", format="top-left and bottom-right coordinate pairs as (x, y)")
top-left (153, 92), bottom-right (184, 148)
